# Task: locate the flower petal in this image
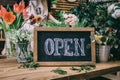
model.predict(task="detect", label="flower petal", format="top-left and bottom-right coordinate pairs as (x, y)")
top-left (13, 1), bottom-right (25, 13)
top-left (3, 12), bottom-right (16, 25)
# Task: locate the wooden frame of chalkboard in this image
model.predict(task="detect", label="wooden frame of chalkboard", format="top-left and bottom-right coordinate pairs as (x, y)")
top-left (34, 27), bottom-right (95, 66)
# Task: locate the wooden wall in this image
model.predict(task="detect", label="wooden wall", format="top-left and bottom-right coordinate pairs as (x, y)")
top-left (51, 0), bottom-right (86, 13)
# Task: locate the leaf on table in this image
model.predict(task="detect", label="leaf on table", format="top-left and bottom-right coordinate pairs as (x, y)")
top-left (52, 68), bottom-right (67, 75)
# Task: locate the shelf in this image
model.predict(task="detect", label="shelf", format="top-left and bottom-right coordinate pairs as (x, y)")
top-left (0, 39), bottom-right (5, 41)
top-left (0, 55), bottom-right (6, 59)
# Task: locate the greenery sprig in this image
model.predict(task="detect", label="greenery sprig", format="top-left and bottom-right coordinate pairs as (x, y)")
top-left (70, 65), bottom-right (96, 73)
top-left (19, 62), bottom-right (40, 69)
top-left (52, 68), bottom-right (67, 75)
top-left (52, 65), bottom-right (96, 75)
top-left (18, 51), bottom-right (40, 69)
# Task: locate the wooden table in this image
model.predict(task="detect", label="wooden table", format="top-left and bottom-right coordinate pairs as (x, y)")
top-left (0, 58), bottom-right (120, 80)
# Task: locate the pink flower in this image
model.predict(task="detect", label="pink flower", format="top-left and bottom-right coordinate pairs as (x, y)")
top-left (63, 13), bottom-right (78, 26)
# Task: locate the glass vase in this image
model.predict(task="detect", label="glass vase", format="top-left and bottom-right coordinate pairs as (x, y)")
top-left (16, 42), bottom-right (31, 63)
top-left (4, 30), bottom-right (17, 57)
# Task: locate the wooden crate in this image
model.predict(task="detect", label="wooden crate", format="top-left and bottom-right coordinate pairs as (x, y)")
top-left (51, 0), bottom-right (85, 13)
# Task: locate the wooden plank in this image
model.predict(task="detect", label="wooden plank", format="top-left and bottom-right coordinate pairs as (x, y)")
top-left (34, 27), bottom-right (94, 31)
top-left (101, 74), bottom-right (120, 80)
top-left (0, 59), bottom-right (120, 80)
top-left (0, 39), bottom-right (5, 41)
top-left (0, 55), bottom-right (6, 59)
top-left (57, 0), bottom-right (87, 3)
top-left (0, 30), bottom-right (5, 41)
top-left (51, 0), bottom-right (80, 13)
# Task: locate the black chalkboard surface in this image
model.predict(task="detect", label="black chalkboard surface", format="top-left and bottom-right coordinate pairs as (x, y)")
top-left (34, 27), bottom-right (95, 66)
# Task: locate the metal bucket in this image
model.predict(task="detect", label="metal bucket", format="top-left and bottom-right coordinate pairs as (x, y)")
top-left (99, 45), bottom-right (110, 63)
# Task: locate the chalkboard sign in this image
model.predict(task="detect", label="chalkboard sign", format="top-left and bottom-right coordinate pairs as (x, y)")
top-left (34, 27), bottom-right (95, 66)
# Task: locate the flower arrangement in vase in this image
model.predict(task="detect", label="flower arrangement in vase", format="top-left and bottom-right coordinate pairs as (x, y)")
top-left (0, 0), bottom-right (44, 58)
top-left (91, 27), bottom-right (119, 62)
top-left (15, 30), bottom-right (32, 63)
top-left (0, 1), bottom-right (30, 56)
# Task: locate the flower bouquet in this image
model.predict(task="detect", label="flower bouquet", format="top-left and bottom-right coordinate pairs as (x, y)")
top-left (15, 30), bottom-right (32, 62)
top-left (0, 1), bottom-right (30, 56)
top-left (63, 13), bottom-right (79, 27)
top-left (0, 1), bottom-right (29, 32)
top-left (91, 27), bottom-right (119, 62)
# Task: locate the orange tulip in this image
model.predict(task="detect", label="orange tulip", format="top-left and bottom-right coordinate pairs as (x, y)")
top-left (0, 5), bottom-right (6, 17)
top-left (22, 6), bottom-right (30, 19)
top-left (2, 11), bottom-right (16, 25)
top-left (13, 1), bottom-right (25, 13)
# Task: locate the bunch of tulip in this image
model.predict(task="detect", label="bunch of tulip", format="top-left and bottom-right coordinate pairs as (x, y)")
top-left (0, 0), bottom-right (29, 32)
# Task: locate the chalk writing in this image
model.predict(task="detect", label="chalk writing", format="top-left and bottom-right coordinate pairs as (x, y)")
top-left (44, 38), bottom-right (86, 56)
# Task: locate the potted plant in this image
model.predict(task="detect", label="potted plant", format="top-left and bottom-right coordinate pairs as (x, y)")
top-left (51, 0), bottom-right (58, 8)
top-left (92, 27), bottom-right (119, 62)
top-left (0, 1), bottom-right (30, 57)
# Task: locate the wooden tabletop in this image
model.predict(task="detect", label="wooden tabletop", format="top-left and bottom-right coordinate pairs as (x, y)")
top-left (0, 58), bottom-right (120, 80)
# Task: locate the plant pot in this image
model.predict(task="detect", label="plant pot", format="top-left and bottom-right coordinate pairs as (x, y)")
top-left (99, 45), bottom-right (110, 63)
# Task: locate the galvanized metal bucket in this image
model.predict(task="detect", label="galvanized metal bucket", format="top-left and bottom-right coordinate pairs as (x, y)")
top-left (99, 45), bottom-right (110, 63)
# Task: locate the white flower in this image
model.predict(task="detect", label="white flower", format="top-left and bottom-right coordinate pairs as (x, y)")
top-left (108, 2), bottom-right (120, 19)
top-left (111, 9), bottom-right (120, 19)
top-left (63, 14), bottom-right (68, 19)
top-left (16, 30), bottom-right (32, 43)
top-left (108, 3), bottom-right (116, 14)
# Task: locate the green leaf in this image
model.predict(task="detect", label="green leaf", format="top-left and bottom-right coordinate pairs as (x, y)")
top-left (70, 65), bottom-right (96, 73)
top-left (52, 68), bottom-right (67, 75)
top-left (70, 67), bottom-right (81, 72)
top-left (19, 61), bottom-right (39, 69)
top-left (101, 36), bottom-right (106, 42)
